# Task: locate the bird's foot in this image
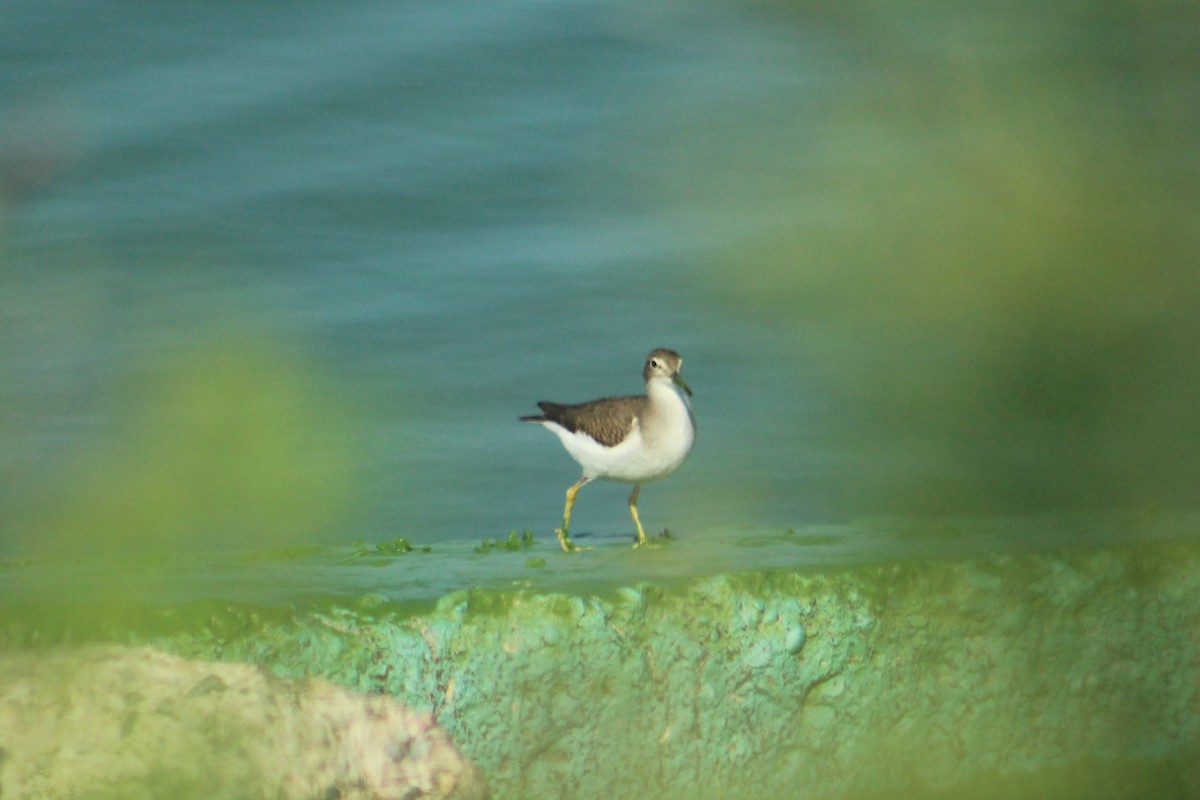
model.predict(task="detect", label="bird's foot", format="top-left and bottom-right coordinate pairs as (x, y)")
top-left (632, 528), bottom-right (673, 549)
top-left (556, 528), bottom-right (591, 553)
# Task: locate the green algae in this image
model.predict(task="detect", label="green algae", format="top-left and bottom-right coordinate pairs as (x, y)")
top-left (146, 541), bottom-right (1200, 800)
top-left (352, 536), bottom-right (433, 556)
top-left (474, 529), bottom-right (536, 553)
top-left (4, 539), bottom-right (1199, 799)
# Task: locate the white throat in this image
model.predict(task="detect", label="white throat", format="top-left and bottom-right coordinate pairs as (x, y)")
top-left (644, 376), bottom-right (695, 444)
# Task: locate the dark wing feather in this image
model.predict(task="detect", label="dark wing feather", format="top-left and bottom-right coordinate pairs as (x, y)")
top-left (522, 396), bottom-right (645, 448)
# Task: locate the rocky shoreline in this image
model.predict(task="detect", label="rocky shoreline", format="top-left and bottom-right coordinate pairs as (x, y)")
top-left (3, 540), bottom-right (1198, 799)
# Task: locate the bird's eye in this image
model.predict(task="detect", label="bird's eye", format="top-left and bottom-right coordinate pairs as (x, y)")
top-left (650, 359), bottom-right (659, 368)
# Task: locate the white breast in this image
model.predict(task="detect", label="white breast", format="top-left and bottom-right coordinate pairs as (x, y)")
top-left (542, 379), bottom-right (694, 483)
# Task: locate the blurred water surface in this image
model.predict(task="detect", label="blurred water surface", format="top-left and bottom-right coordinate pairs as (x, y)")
top-left (2, 0), bottom-right (1198, 581)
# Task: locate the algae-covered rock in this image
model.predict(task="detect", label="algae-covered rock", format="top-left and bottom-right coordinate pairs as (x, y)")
top-left (0, 645), bottom-right (488, 800)
top-left (157, 541), bottom-right (1200, 800)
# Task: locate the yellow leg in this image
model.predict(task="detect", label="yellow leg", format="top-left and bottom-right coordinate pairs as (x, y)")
top-left (557, 478), bottom-right (590, 552)
top-left (628, 483), bottom-right (648, 547)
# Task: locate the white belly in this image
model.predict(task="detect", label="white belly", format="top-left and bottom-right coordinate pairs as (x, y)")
top-left (542, 385), bottom-right (695, 483)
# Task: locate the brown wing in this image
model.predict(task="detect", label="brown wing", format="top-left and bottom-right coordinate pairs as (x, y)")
top-left (529, 395), bottom-right (645, 448)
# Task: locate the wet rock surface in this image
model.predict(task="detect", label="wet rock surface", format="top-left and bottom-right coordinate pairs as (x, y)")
top-left (159, 542), bottom-right (1200, 799)
top-left (4, 540), bottom-right (1198, 799)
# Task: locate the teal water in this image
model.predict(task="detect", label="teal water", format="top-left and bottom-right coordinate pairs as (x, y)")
top-left (2, 2), bottom-right (1198, 571)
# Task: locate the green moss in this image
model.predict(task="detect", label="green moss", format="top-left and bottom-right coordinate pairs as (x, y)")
top-left (352, 536), bottom-right (432, 556)
top-left (457, 587), bottom-right (522, 618)
top-left (474, 529), bottom-right (537, 553)
top-left (10, 540), bottom-right (1198, 800)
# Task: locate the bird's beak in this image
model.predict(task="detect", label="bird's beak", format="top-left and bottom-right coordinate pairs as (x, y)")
top-left (672, 372), bottom-right (693, 397)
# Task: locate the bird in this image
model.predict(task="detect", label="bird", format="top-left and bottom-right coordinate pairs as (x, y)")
top-left (521, 348), bottom-right (695, 552)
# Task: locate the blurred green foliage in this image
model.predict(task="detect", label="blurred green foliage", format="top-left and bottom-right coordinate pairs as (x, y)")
top-left (39, 333), bottom-right (358, 555)
top-left (689, 0), bottom-right (1200, 514)
top-left (0, 320), bottom-right (364, 634)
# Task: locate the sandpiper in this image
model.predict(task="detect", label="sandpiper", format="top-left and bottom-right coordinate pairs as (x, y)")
top-left (521, 348), bottom-right (695, 552)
